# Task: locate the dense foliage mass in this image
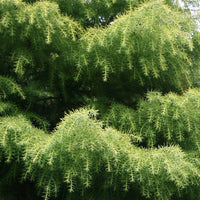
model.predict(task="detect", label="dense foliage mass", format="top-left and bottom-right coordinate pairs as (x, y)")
top-left (0, 0), bottom-right (200, 199)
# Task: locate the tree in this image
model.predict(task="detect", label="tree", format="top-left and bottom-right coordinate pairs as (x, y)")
top-left (0, 0), bottom-right (200, 199)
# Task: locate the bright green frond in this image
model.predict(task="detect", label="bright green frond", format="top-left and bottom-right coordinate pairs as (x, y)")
top-left (0, 109), bottom-right (199, 199)
top-left (79, 0), bottom-right (194, 90)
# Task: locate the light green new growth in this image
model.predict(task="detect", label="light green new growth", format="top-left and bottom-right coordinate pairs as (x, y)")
top-left (106, 89), bottom-right (200, 149)
top-left (79, 0), bottom-right (194, 88)
top-left (0, 108), bottom-right (199, 200)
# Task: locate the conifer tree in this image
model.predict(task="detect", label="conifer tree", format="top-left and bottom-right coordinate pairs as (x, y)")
top-left (0, 0), bottom-right (200, 199)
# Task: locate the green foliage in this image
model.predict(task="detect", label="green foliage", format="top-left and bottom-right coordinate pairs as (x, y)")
top-left (23, 0), bottom-right (148, 26)
top-left (0, 0), bottom-right (200, 199)
top-left (0, 76), bottom-right (24, 99)
top-left (0, 109), bottom-right (199, 200)
top-left (79, 0), bottom-right (194, 90)
top-left (0, 0), bottom-right (81, 90)
top-left (136, 89), bottom-right (200, 148)
top-left (105, 89), bottom-right (200, 149)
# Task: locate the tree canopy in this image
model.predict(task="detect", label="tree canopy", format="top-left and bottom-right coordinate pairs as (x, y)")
top-left (0, 0), bottom-right (200, 199)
